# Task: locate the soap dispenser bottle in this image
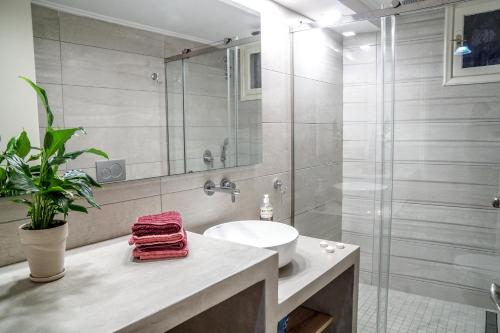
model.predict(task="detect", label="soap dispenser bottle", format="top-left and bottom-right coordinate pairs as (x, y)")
top-left (260, 194), bottom-right (273, 221)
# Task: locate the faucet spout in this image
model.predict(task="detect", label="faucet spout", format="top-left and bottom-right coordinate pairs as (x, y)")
top-left (231, 188), bottom-right (240, 203)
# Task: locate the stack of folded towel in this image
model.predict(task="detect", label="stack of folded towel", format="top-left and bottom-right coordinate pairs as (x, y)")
top-left (128, 211), bottom-right (189, 260)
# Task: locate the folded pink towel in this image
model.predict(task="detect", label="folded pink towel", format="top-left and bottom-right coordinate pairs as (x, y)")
top-left (132, 230), bottom-right (187, 251)
top-left (128, 230), bottom-right (186, 245)
top-left (135, 211), bottom-right (181, 225)
top-left (132, 211), bottom-right (182, 236)
top-left (136, 240), bottom-right (186, 251)
top-left (133, 248), bottom-right (189, 260)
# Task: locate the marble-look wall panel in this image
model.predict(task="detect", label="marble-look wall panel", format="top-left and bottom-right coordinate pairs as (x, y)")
top-left (294, 123), bottom-right (342, 169)
top-left (184, 95), bottom-right (228, 127)
top-left (292, 29), bottom-right (343, 84)
top-left (294, 164), bottom-right (342, 215)
top-left (63, 85), bottom-right (165, 128)
top-left (65, 127), bottom-right (162, 168)
top-left (388, 274), bottom-right (492, 309)
top-left (392, 201), bottom-right (498, 230)
top-left (395, 9), bottom-right (443, 42)
top-left (292, 28), bottom-right (344, 248)
top-left (293, 77), bottom-right (342, 124)
top-left (33, 37), bottom-right (62, 84)
top-left (162, 172), bottom-right (291, 233)
top-left (389, 254), bottom-right (496, 295)
top-left (59, 12), bottom-right (166, 58)
top-left (60, 43), bottom-right (164, 92)
top-left (183, 61), bottom-right (227, 98)
top-left (394, 141), bottom-right (500, 164)
top-left (261, 69), bottom-right (291, 123)
top-left (391, 218), bottom-right (499, 252)
top-left (31, 4), bottom-right (59, 40)
top-left (294, 206), bottom-right (342, 242)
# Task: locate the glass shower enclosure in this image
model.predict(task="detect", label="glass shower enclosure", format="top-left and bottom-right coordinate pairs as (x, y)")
top-left (291, 0), bottom-right (500, 332)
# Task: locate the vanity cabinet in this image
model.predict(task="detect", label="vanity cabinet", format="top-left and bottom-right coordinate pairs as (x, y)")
top-left (0, 233), bottom-right (358, 333)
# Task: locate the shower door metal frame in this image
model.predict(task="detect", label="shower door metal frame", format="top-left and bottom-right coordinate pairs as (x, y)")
top-left (289, 0), bottom-right (474, 33)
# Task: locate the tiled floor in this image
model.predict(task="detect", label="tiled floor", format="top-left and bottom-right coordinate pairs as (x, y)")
top-left (358, 284), bottom-right (489, 333)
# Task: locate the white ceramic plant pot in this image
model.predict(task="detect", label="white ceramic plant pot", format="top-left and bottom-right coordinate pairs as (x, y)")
top-left (18, 221), bottom-right (68, 283)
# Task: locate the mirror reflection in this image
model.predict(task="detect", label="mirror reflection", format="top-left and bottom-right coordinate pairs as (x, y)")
top-left (8, 0), bottom-right (261, 184)
top-left (166, 37), bottom-right (262, 174)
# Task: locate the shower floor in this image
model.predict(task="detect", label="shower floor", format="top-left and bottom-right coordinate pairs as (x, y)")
top-left (357, 284), bottom-right (490, 333)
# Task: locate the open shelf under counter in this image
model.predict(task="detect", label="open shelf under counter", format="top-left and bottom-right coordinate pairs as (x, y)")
top-left (287, 306), bottom-right (335, 333)
top-left (277, 235), bottom-right (360, 333)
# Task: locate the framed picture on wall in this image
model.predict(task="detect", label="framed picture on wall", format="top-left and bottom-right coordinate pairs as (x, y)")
top-left (444, 0), bottom-right (500, 85)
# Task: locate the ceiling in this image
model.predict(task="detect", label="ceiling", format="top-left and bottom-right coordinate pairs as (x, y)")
top-left (273, 0), bottom-right (380, 34)
top-left (32, 0), bottom-right (260, 43)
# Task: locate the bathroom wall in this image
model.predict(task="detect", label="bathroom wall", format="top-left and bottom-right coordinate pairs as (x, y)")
top-left (0, 0), bottom-right (39, 149)
top-left (0, 1), bottom-right (296, 267)
top-left (292, 30), bottom-right (344, 245)
top-left (343, 9), bottom-right (500, 308)
top-left (31, 5), bottom-right (211, 181)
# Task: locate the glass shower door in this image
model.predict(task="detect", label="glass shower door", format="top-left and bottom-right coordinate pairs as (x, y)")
top-left (291, 12), bottom-right (396, 333)
top-left (292, 1), bottom-right (500, 332)
top-left (384, 6), bottom-right (500, 332)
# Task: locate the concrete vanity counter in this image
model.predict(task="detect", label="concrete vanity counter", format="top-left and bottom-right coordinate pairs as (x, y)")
top-left (0, 232), bottom-right (359, 333)
top-left (277, 236), bottom-right (360, 332)
top-left (0, 232), bottom-right (278, 333)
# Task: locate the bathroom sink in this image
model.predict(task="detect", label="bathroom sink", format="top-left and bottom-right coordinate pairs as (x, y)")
top-left (204, 220), bottom-right (299, 268)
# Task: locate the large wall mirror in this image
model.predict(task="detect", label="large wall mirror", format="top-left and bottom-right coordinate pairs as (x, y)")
top-left (5, 0), bottom-right (261, 184)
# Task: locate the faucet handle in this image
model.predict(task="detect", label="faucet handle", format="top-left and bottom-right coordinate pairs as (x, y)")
top-left (220, 178), bottom-right (235, 189)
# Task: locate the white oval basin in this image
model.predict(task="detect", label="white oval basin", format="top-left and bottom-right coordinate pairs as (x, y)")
top-left (203, 220), bottom-right (299, 268)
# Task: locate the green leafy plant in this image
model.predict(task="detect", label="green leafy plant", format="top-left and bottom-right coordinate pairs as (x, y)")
top-left (0, 77), bottom-right (108, 230)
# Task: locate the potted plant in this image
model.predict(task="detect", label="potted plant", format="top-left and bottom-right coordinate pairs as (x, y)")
top-left (0, 77), bottom-right (108, 282)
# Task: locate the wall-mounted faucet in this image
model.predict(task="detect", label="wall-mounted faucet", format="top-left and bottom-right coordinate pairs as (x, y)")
top-left (204, 178), bottom-right (240, 203)
top-left (274, 178), bottom-right (287, 194)
top-left (203, 149), bottom-right (214, 168)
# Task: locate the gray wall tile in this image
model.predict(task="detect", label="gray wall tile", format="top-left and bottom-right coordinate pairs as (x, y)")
top-left (293, 29), bottom-right (343, 84)
top-left (63, 85), bottom-right (164, 127)
top-left (294, 77), bottom-right (342, 124)
top-left (59, 12), bottom-right (165, 58)
top-left (294, 123), bottom-right (342, 169)
top-left (61, 42), bottom-right (163, 91)
top-left (262, 69), bottom-right (291, 123)
top-left (66, 127), bottom-right (162, 169)
top-left (31, 4), bottom-right (59, 40)
top-left (34, 37), bottom-right (61, 84)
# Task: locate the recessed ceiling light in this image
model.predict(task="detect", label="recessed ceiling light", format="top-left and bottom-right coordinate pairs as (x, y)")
top-left (342, 31), bottom-right (356, 37)
top-left (317, 10), bottom-right (342, 27)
